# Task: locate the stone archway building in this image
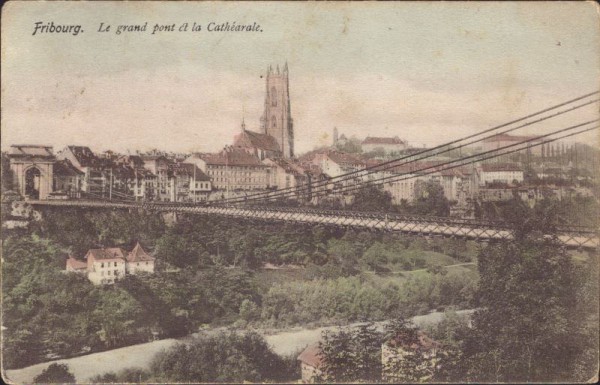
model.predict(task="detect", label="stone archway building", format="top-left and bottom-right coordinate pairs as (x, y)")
top-left (8, 145), bottom-right (55, 200)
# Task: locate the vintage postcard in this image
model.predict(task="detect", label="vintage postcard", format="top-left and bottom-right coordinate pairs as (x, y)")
top-left (1, 1), bottom-right (599, 384)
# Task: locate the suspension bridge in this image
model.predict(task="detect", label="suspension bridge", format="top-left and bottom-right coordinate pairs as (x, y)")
top-left (21, 199), bottom-right (599, 250)
top-left (11, 91), bottom-right (600, 250)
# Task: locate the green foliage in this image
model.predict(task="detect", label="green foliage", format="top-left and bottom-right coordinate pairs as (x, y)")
top-left (33, 363), bottom-right (76, 383)
top-left (317, 323), bottom-right (383, 383)
top-left (382, 318), bottom-right (434, 383)
top-left (411, 180), bottom-right (451, 217)
top-left (2, 207), bottom-right (479, 370)
top-left (334, 137), bottom-right (363, 154)
top-left (350, 185), bottom-right (393, 212)
top-left (149, 331), bottom-right (295, 383)
top-left (89, 367), bottom-right (150, 383)
top-left (317, 318), bottom-right (438, 383)
top-left (440, 203), bottom-right (597, 382)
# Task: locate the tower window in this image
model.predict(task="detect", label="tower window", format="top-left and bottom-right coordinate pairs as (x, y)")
top-left (271, 87), bottom-right (277, 106)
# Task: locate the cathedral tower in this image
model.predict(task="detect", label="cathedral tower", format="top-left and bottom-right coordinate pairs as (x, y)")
top-left (260, 63), bottom-right (294, 158)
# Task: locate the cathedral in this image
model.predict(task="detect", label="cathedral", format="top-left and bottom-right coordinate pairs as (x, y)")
top-left (234, 63), bottom-right (295, 159)
top-left (260, 63), bottom-right (294, 158)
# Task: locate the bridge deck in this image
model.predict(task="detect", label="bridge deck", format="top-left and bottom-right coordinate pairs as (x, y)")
top-left (21, 200), bottom-right (599, 249)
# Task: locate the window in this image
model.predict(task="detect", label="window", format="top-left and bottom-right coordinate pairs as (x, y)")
top-left (114, 261), bottom-right (117, 267)
top-left (272, 116), bottom-right (277, 129)
top-left (101, 262), bottom-right (104, 268)
top-left (137, 262), bottom-right (140, 266)
top-left (271, 87), bottom-right (277, 106)
top-left (114, 270), bottom-right (118, 275)
top-left (107, 270), bottom-right (111, 275)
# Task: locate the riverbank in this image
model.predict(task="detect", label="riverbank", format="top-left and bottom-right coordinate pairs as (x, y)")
top-left (3, 309), bottom-right (475, 384)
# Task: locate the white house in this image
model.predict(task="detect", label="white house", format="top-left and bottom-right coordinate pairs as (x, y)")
top-left (477, 163), bottom-right (524, 186)
top-left (66, 243), bottom-right (155, 285)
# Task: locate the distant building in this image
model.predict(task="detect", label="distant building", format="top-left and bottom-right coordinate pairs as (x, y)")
top-left (140, 155), bottom-right (172, 201)
top-left (56, 145), bottom-right (109, 197)
top-left (67, 242), bottom-right (155, 285)
top-left (481, 134), bottom-right (543, 156)
top-left (477, 163), bottom-right (524, 186)
top-left (52, 159), bottom-right (84, 198)
top-left (185, 147), bottom-right (271, 191)
top-left (263, 157), bottom-right (305, 189)
top-left (361, 136), bottom-right (407, 154)
top-left (312, 150), bottom-right (366, 178)
top-left (168, 162), bottom-right (212, 202)
top-left (297, 344), bottom-right (323, 383)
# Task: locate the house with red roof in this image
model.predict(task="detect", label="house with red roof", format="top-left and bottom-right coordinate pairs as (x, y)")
top-left (297, 344), bottom-right (323, 383)
top-left (66, 242), bottom-right (155, 285)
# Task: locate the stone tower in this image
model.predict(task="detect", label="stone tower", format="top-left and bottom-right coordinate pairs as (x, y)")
top-left (260, 63), bottom-right (294, 158)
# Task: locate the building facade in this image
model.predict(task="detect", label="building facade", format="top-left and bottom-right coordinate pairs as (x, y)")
top-left (8, 145), bottom-right (56, 200)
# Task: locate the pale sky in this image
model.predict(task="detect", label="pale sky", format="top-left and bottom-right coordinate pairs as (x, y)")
top-left (2, 1), bottom-right (599, 155)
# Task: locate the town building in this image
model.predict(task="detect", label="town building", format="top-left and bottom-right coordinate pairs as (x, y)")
top-left (260, 63), bottom-right (294, 158)
top-left (140, 155), bottom-right (172, 201)
top-left (361, 136), bottom-right (407, 154)
top-left (52, 159), bottom-right (84, 198)
top-left (312, 150), bottom-right (367, 178)
top-left (168, 162), bottom-right (212, 202)
top-left (481, 133), bottom-right (543, 156)
top-left (66, 243), bottom-right (155, 285)
top-left (56, 146), bottom-right (111, 198)
top-left (477, 163), bottom-right (524, 186)
top-left (185, 147), bottom-right (271, 192)
top-left (262, 157), bottom-right (308, 191)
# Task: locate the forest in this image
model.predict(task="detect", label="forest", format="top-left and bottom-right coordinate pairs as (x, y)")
top-left (2, 204), bottom-right (479, 369)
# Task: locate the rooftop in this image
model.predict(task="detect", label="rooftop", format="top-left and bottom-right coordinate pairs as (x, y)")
top-left (480, 163), bottom-right (523, 172)
top-left (196, 148), bottom-right (266, 167)
top-left (127, 242), bottom-right (155, 263)
top-left (362, 136), bottom-right (405, 145)
top-left (168, 162), bottom-right (211, 181)
top-left (297, 344), bottom-right (322, 368)
top-left (234, 130), bottom-right (281, 153)
top-left (9, 145), bottom-right (55, 159)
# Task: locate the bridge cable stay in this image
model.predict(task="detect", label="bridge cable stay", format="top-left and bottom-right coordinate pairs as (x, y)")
top-left (222, 120), bottom-right (599, 206)
top-left (213, 91), bottom-right (599, 205)
top-left (218, 114), bottom-right (599, 206)
top-left (213, 92), bottom-right (599, 205)
top-left (284, 122), bottom-right (600, 203)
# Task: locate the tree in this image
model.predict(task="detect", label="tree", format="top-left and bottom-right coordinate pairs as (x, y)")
top-left (382, 318), bottom-right (434, 383)
top-left (33, 363), bottom-right (76, 383)
top-left (411, 180), bottom-right (451, 216)
top-left (453, 201), bottom-right (587, 382)
top-left (149, 331), bottom-right (292, 383)
top-left (317, 323), bottom-right (383, 383)
top-left (351, 185), bottom-right (393, 212)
